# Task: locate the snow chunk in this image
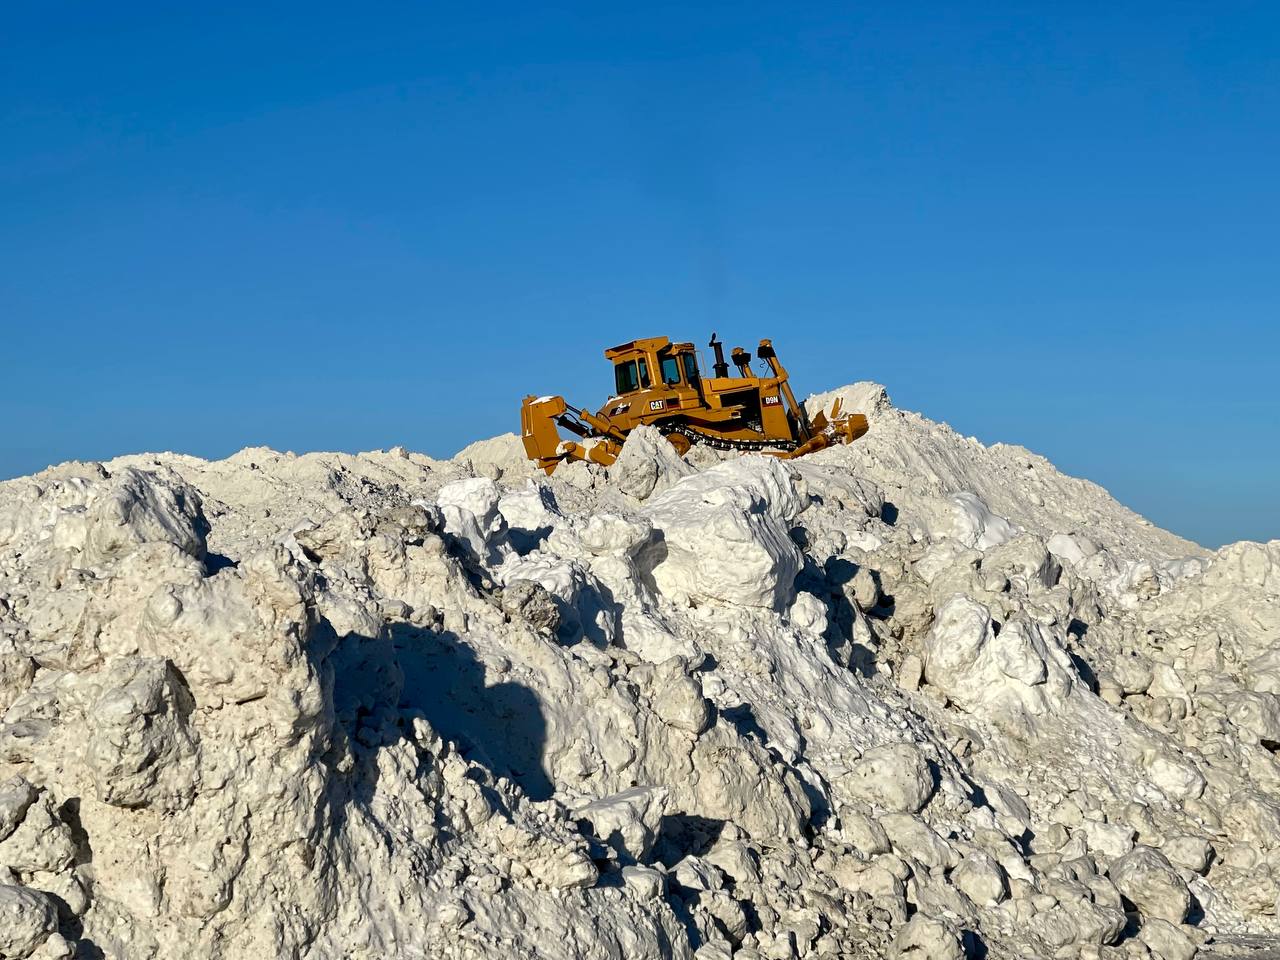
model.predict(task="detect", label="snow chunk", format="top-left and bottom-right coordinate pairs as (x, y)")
top-left (436, 476), bottom-right (507, 563)
top-left (45, 465), bottom-right (210, 567)
top-left (572, 786), bottom-right (669, 863)
top-left (1047, 532), bottom-right (1100, 567)
top-left (498, 480), bottom-right (562, 554)
top-left (0, 776), bottom-right (37, 843)
top-left (607, 425), bottom-right (695, 501)
top-left (1109, 846), bottom-right (1191, 924)
top-left (946, 491), bottom-right (1018, 550)
top-left (922, 596), bottom-right (1072, 737)
top-left (888, 913), bottom-right (964, 960)
top-left (0, 884), bottom-right (59, 959)
top-left (842, 742), bottom-right (935, 814)
top-left (86, 657), bottom-right (199, 810)
top-left (496, 553), bottom-right (618, 646)
top-left (640, 458), bottom-right (807, 610)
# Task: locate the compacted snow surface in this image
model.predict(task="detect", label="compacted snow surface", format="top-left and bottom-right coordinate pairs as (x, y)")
top-left (1, 382), bottom-right (1279, 960)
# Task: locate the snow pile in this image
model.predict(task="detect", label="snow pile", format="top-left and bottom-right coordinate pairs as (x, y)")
top-left (0, 383), bottom-right (1276, 960)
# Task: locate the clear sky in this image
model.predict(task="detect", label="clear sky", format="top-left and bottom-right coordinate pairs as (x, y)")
top-left (2, 3), bottom-right (1276, 548)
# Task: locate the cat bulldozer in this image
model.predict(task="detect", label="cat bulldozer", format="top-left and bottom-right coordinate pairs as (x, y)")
top-left (520, 334), bottom-right (868, 474)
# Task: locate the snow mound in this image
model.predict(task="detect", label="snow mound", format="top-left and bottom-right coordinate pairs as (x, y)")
top-left (1, 380), bottom-right (1274, 960)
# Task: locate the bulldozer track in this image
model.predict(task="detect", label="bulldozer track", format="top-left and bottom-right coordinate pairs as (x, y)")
top-left (662, 421), bottom-right (800, 454)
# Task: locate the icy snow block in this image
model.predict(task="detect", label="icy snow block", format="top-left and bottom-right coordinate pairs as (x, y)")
top-left (0, 884), bottom-right (58, 960)
top-left (947, 491), bottom-right (1018, 550)
top-left (87, 657), bottom-right (199, 810)
top-left (888, 913), bottom-right (964, 960)
top-left (436, 476), bottom-right (507, 563)
top-left (608, 424), bottom-right (694, 501)
top-left (83, 466), bottom-right (209, 566)
top-left (572, 786), bottom-right (669, 863)
top-left (844, 742), bottom-right (935, 814)
top-left (497, 553), bottom-right (618, 646)
top-left (1109, 845), bottom-right (1191, 924)
top-left (640, 458), bottom-right (807, 611)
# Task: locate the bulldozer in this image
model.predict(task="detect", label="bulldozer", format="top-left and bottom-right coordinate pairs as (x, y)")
top-left (520, 333), bottom-right (869, 474)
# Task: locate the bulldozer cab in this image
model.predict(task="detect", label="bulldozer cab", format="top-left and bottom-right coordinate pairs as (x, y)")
top-left (662, 351), bottom-right (700, 387)
top-left (606, 338), bottom-right (699, 397)
top-left (612, 355), bottom-right (649, 394)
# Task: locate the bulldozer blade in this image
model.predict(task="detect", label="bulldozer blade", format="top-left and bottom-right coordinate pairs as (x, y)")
top-left (774, 412), bottom-right (869, 461)
top-left (837, 413), bottom-right (869, 444)
top-left (807, 397), bottom-right (844, 435)
top-left (520, 394), bottom-right (626, 474)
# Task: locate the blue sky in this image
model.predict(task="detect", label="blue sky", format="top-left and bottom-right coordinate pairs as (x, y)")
top-left (1, 2), bottom-right (1276, 547)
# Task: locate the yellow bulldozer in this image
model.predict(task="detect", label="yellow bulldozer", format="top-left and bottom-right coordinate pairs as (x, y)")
top-left (520, 333), bottom-right (869, 474)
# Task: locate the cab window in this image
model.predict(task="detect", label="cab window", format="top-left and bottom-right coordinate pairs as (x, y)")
top-left (660, 357), bottom-right (681, 385)
top-left (681, 353), bottom-right (699, 381)
top-left (614, 360), bottom-right (639, 394)
top-left (638, 358), bottom-right (651, 388)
